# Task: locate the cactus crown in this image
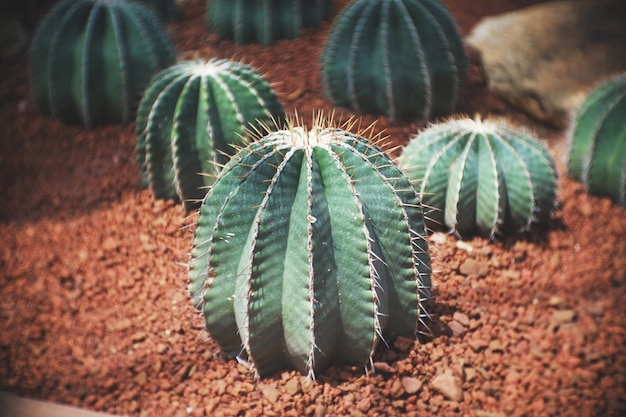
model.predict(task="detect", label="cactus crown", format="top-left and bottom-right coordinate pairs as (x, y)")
top-left (397, 116), bottom-right (558, 238)
top-left (207, 0), bottom-right (333, 45)
top-left (30, 0), bottom-right (175, 127)
top-left (188, 114), bottom-right (431, 378)
top-left (320, 0), bottom-right (467, 122)
top-left (567, 72), bottom-right (626, 206)
top-left (136, 58), bottom-right (285, 211)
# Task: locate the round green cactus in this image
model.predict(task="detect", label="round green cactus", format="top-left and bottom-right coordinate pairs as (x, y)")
top-left (397, 117), bottom-right (558, 238)
top-left (207, 0), bottom-right (333, 45)
top-left (320, 0), bottom-right (467, 122)
top-left (134, 0), bottom-right (178, 21)
top-left (136, 59), bottom-right (286, 211)
top-left (567, 73), bottom-right (626, 206)
top-left (30, 0), bottom-right (176, 127)
top-left (188, 118), bottom-right (432, 378)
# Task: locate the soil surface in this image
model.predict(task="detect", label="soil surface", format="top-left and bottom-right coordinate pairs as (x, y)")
top-left (1, 0), bottom-right (625, 416)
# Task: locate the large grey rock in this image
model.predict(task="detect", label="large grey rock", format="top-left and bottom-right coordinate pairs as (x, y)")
top-left (465, 0), bottom-right (626, 128)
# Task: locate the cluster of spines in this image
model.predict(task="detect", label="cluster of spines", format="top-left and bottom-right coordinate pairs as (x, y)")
top-left (207, 0), bottom-right (333, 45)
top-left (30, 0), bottom-right (175, 127)
top-left (136, 58), bottom-right (285, 211)
top-left (397, 117), bottom-right (558, 238)
top-left (567, 73), bottom-right (626, 206)
top-left (188, 116), bottom-right (431, 377)
top-left (320, 0), bottom-right (467, 121)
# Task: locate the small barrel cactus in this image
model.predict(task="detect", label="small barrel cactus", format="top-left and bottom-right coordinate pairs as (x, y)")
top-left (567, 73), bottom-right (626, 206)
top-left (188, 117), bottom-right (432, 377)
top-left (207, 0), bottom-right (333, 45)
top-left (397, 117), bottom-right (558, 238)
top-left (320, 0), bottom-right (467, 122)
top-left (30, 0), bottom-right (176, 127)
top-left (136, 59), bottom-right (286, 211)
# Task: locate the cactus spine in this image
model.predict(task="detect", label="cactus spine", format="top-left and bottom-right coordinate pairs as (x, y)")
top-left (30, 0), bottom-right (175, 127)
top-left (320, 0), bottom-right (467, 121)
top-left (188, 117), bottom-right (431, 377)
top-left (397, 117), bottom-right (558, 238)
top-left (136, 59), bottom-right (285, 211)
top-left (567, 73), bottom-right (626, 206)
top-left (207, 0), bottom-right (333, 45)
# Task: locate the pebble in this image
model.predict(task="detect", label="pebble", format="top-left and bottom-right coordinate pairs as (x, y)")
top-left (459, 258), bottom-right (489, 278)
top-left (429, 232), bottom-right (448, 245)
top-left (285, 377), bottom-right (301, 396)
top-left (552, 309), bottom-right (577, 325)
top-left (401, 376), bottom-right (423, 394)
top-left (431, 369), bottom-right (463, 402)
top-left (456, 240), bottom-right (474, 253)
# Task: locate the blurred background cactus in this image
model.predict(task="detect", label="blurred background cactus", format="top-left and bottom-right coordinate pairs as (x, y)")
top-left (188, 117), bottom-right (431, 377)
top-left (134, 0), bottom-right (178, 21)
top-left (397, 117), bottom-right (558, 238)
top-left (30, 0), bottom-right (176, 127)
top-left (136, 58), bottom-right (285, 211)
top-left (207, 0), bottom-right (333, 45)
top-left (567, 73), bottom-right (626, 207)
top-left (320, 0), bottom-right (467, 122)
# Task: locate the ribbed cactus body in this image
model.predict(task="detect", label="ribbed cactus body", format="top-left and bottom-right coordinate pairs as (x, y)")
top-left (189, 122), bottom-right (431, 377)
top-left (207, 0), bottom-right (333, 45)
top-left (397, 118), bottom-right (558, 238)
top-left (136, 59), bottom-right (285, 211)
top-left (30, 0), bottom-right (175, 127)
top-left (135, 0), bottom-right (178, 21)
top-left (567, 73), bottom-right (626, 206)
top-left (320, 0), bottom-right (466, 121)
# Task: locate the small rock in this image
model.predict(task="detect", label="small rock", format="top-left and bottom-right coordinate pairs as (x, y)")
top-left (431, 369), bottom-right (463, 402)
top-left (459, 258), bottom-right (489, 278)
top-left (447, 320), bottom-right (466, 338)
top-left (452, 311), bottom-right (470, 327)
top-left (259, 383), bottom-right (279, 403)
top-left (429, 232), bottom-right (448, 245)
top-left (549, 253), bottom-right (561, 272)
top-left (373, 362), bottom-right (395, 374)
top-left (467, 338), bottom-right (489, 352)
top-left (548, 296), bottom-right (564, 307)
top-left (456, 240), bottom-right (474, 253)
top-left (102, 237), bottom-right (119, 251)
top-left (552, 309), bottom-right (576, 325)
top-left (285, 377), bottom-right (301, 396)
top-left (401, 376), bottom-right (423, 394)
top-left (393, 335), bottom-right (414, 352)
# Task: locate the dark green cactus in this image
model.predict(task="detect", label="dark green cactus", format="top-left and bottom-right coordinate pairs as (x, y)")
top-left (188, 118), bottom-right (432, 378)
top-left (207, 0), bottom-right (333, 45)
top-left (136, 59), bottom-right (286, 211)
top-left (397, 117), bottom-right (558, 238)
top-left (320, 0), bottom-right (467, 122)
top-left (30, 0), bottom-right (175, 127)
top-left (567, 73), bottom-right (626, 206)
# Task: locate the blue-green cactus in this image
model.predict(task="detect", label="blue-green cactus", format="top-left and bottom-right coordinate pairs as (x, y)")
top-left (188, 117), bottom-right (431, 377)
top-left (136, 59), bottom-right (285, 211)
top-left (207, 0), bottom-right (333, 45)
top-left (30, 0), bottom-right (175, 127)
top-left (567, 73), bottom-right (626, 206)
top-left (320, 0), bottom-right (467, 122)
top-left (397, 117), bottom-right (558, 238)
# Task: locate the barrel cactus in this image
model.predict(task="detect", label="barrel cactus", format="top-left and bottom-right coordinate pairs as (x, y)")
top-left (567, 73), bottom-right (626, 206)
top-left (30, 0), bottom-right (176, 127)
top-left (207, 0), bottom-right (333, 45)
top-left (135, 0), bottom-right (178, 21)
top-left (136, 59), bottom-right (285, 211)
top-left (320, 0), bottom-right (467, 122)
top-left (188, 118), bottom-right (432, 377)
top-left (397, 117), bottom-right (558, 238)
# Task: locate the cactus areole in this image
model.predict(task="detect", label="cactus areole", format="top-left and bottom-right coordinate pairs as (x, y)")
top-left (188, 119), bottom-right (431, 378)
top-left (398, 117), bottom-right (558, 238)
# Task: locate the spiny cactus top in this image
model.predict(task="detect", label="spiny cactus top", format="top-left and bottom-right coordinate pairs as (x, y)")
top-left (397, 117), bottom-right (558, 238)
top-left (567, 72), bottom-right (626, 207)
top-left (30, 0), bottom-right (176, 127)
top-left (320, 0), bottom-right (467, 122)
top-left (136, 58), bottom-right (285, 211)
top-left (207, 0), bottom-right (334, 45)
top-left (188, 117), bottom-right (431, 378)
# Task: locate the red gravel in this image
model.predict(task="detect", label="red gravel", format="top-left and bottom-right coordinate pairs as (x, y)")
top-left (1, 0), bottom-right (625, 416)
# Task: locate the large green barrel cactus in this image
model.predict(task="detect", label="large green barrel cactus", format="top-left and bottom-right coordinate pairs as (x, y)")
top-left (30, 0), bottom-right (176, 127)
top-left (397, 117), bottom-right (558, 238)
top-left (136, 59), bottom-right (285, 211)
top-left (320, 0), bottom-right (467, 122)
top-left (188, 118), bottom-right (432, 377)
top-left (567, 73), bottom-right (626, 206)
top-left (207, 0), bottom-right (333, 45)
